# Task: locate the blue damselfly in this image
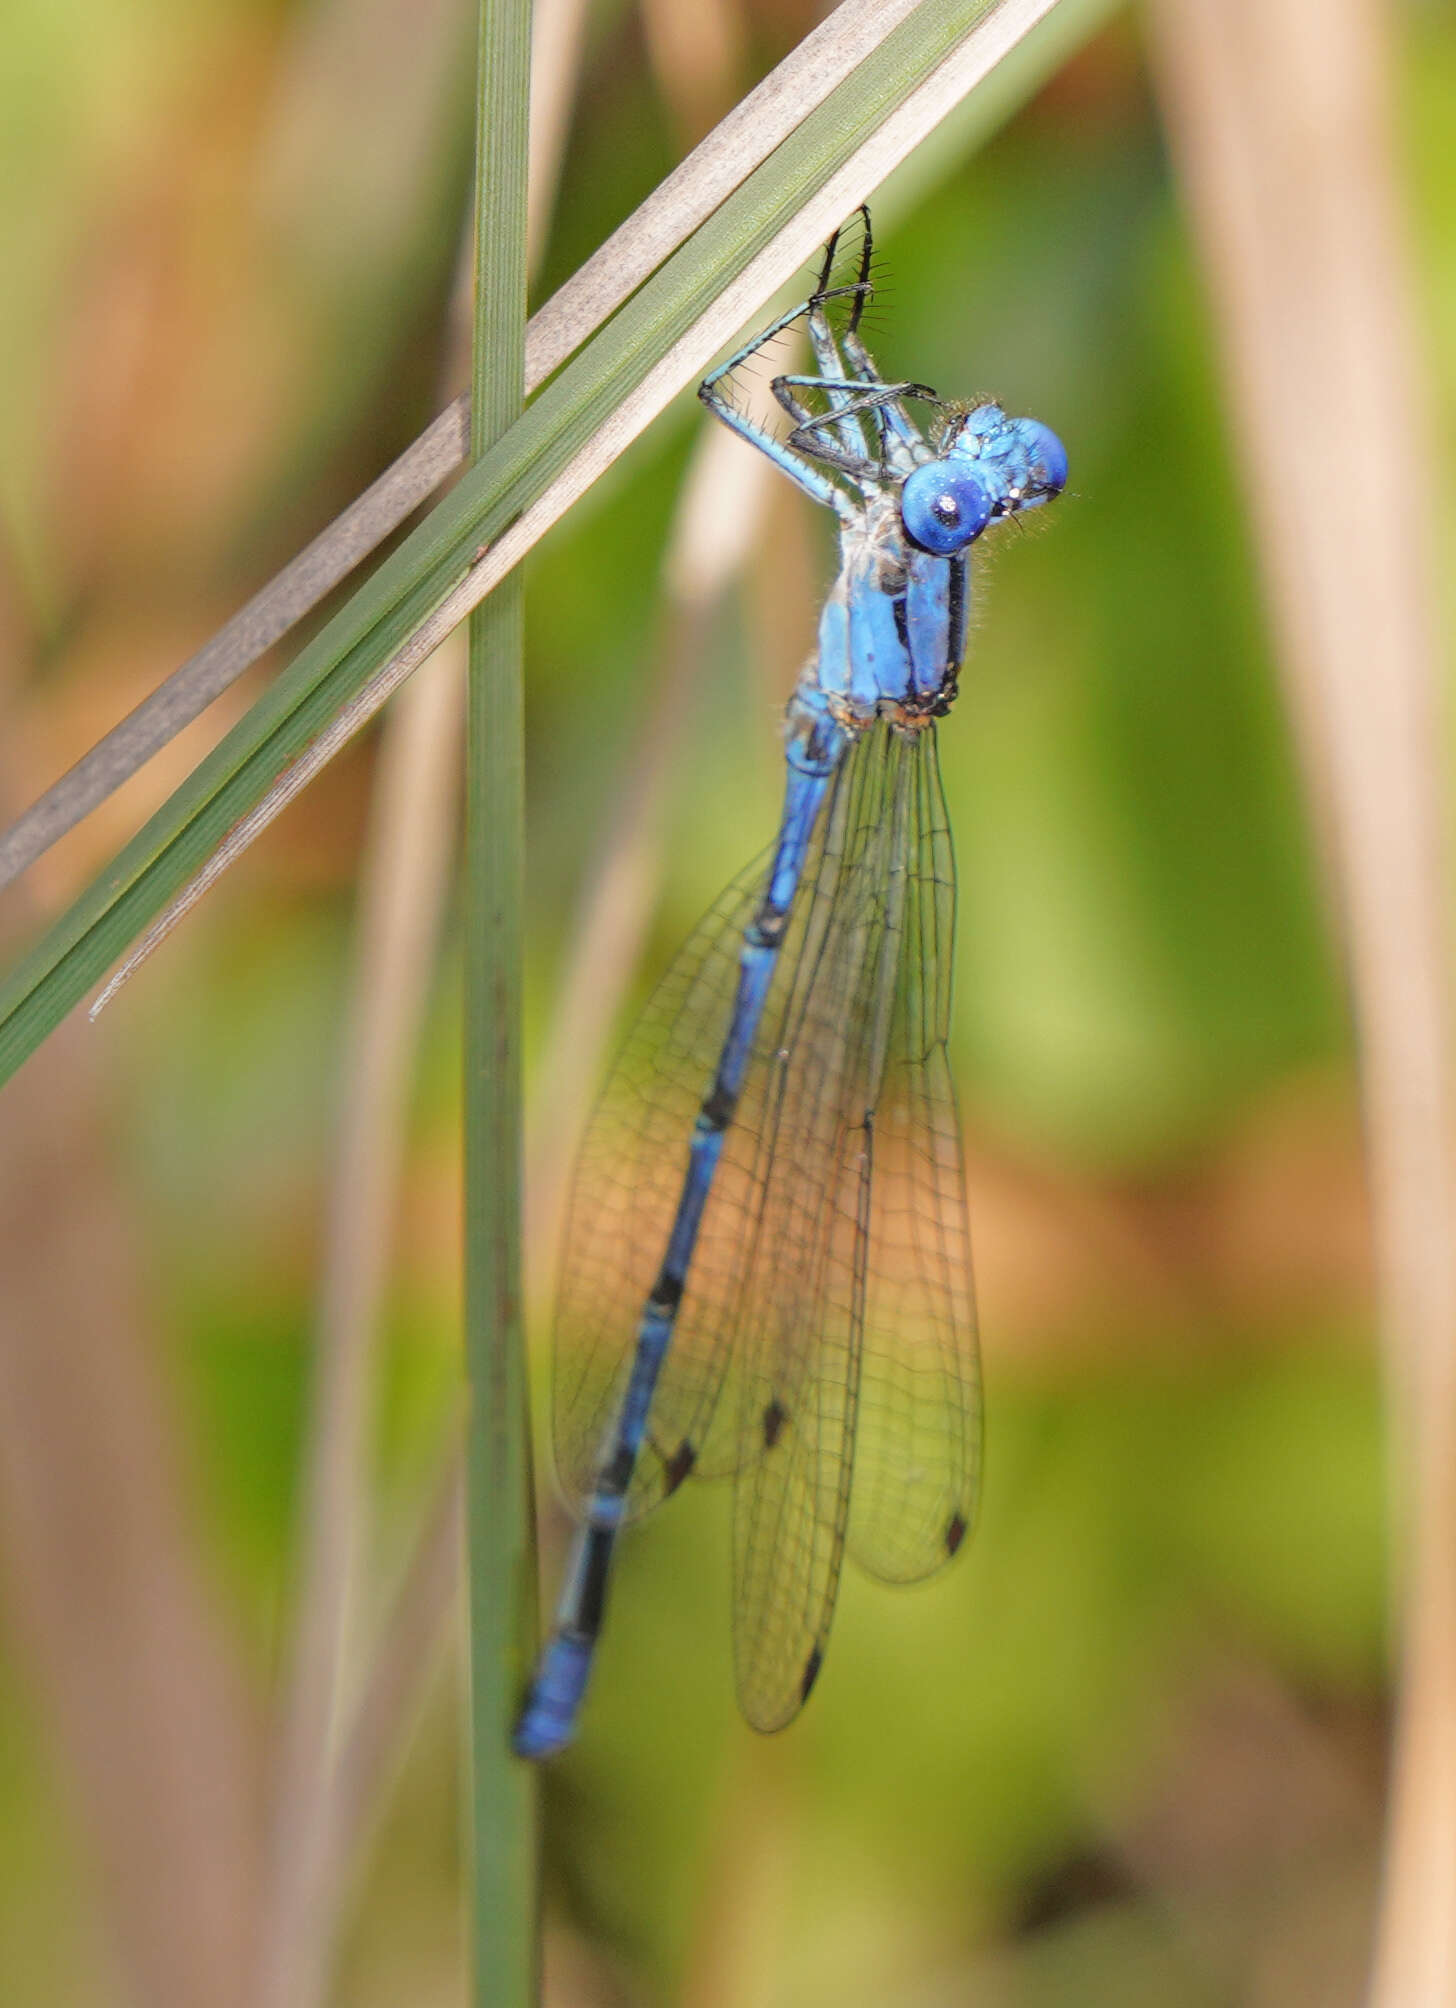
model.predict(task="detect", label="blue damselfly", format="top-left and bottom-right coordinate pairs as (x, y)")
top-left (517, 211), bottom-right (1066, 1758)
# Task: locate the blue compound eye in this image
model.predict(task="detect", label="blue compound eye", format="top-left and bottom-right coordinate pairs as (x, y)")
top-left (1021, 420), bottom-right (1068, 500)
top-left (901, 463), bottom-right (994, 555)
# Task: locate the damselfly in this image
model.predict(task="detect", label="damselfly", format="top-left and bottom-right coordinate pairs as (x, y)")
top-left (516, 211), bottom-right (1066, 1759)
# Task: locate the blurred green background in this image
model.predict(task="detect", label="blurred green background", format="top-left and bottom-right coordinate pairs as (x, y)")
top-left (3, 0), bottom-right (1454, 2003)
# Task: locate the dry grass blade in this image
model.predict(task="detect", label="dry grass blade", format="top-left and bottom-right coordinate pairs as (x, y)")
top-left (1148, 2), bottom-right (1456, 1999)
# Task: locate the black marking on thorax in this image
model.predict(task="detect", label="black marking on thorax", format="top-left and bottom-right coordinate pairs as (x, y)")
top-left (946, 554), bottom-right (967, 677)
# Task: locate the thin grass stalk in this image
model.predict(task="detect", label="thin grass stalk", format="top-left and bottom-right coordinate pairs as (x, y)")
top-left (332, 1454), bottom-right (466, 1859)
top-left (463, 0), bottom-right (538, 2002)
top-left (525, 0), bottom-right (592, 269)
top-left (253, 635), bottom-right (465, 2008)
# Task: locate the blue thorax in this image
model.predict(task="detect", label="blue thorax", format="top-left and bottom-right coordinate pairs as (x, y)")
top-left (811, 404), bottom-right (1066, 728)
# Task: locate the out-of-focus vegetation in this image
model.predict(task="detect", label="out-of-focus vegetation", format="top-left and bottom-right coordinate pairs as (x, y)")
top-left (1, 2), bottom-right (1452, 2003)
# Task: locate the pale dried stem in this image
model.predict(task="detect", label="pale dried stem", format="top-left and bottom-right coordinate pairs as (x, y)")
top-left (640, 0), bottom-right (748, 143)
top-left (1147, 3), bottom-right (1456, 2000)
top-left (331, 1453), bottom-right (465, 1853)
top-left (252, 634), bottom-right (465, 2008)
top-left (526, 0), bottom-right (593, 271)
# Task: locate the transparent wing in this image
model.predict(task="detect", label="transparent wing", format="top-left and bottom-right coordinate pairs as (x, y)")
top-left (553, 721), bottom-right (979, 1725)
top-left (731, 726), bottom-right (980, 1731)
top-left (728, 726), bottom-right (909, 1726)
top-left (551, 744), bottom-right (880, 1520)
top-left (844, 730), bottom-right (981, 1583)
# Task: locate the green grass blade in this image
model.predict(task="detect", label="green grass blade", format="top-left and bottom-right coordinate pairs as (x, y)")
top-left (461, 0), bottom-right (538, 2002)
